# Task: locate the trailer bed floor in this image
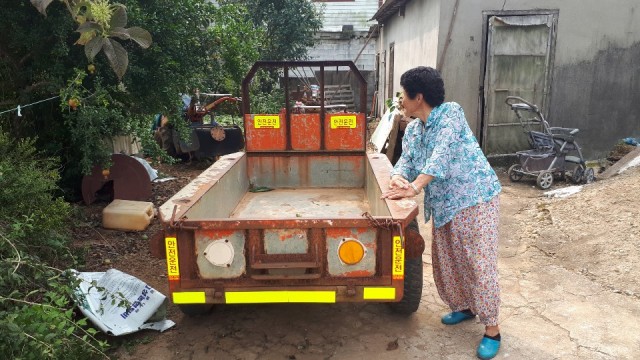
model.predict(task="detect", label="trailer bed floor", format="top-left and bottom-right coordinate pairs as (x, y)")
top-left (230, 188), bottom-right (370, 219)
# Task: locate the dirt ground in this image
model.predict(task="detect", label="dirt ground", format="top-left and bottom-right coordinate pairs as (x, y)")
top-left (72, 152), bottom-right (640, 360)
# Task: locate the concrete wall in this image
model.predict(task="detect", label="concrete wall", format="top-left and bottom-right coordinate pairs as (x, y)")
top-left (437, 0), bottom-right (640, 158)
top-left (309, 31), bottom-right (377, 71)
top-left (308, 1), bottom-right (379, 114)
top-left (306, 31), bottom-right (377, 112)
top-left (314, 0), bottom-right (379, 32)
top-left (376, 0), bottom-right (441, 114)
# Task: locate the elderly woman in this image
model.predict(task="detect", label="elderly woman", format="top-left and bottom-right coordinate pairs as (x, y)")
top-left (381, 66), bottom-right (502, 360)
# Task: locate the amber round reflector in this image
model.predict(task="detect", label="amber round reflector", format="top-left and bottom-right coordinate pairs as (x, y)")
top-left (338, 239), bottom-right (365, 265)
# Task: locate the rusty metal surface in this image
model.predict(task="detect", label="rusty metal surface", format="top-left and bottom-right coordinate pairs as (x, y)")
top-left (326, 228), bottom-right (377, 277)
top-left (231, 188), bottom-right (369, 219)
top-left (158, 152), bottom-right (246, 222)
top-left (81, 153), bottom-right (151, 205)
top-left (264, 229), bottom-right (309, 254)
top-left (242, 61), bottom-right (367, 152)
top-left (195, 229), bottom-right (246, 279)
top-left (290, 114), bottom-right (321, 150)
top-left (244, 113), bottom-right (287, 151)
top-left (149, 229), bottom-right (166, 259)
top-left (367, 153), bottom-right (419, 227)
top-left (155, 127), bottom-right (421, 302)
top-left (246, 155), bottom-right (365, 189)
top-left (324, 113), bottom-right (366, 151)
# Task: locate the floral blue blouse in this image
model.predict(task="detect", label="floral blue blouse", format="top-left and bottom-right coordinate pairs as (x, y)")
top-left (391, 102), bottom-right (501, 228)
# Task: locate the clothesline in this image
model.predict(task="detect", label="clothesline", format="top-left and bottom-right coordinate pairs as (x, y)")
top-left (0, 95), bottom-right (60, 117)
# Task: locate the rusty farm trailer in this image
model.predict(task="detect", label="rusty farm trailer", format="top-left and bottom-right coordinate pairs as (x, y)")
top-left (151, 61), bottom-right (425, 315)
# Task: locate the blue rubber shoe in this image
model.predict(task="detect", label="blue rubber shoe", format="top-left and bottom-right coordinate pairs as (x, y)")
top-left (440, 311), bottom-right (475, 325)
top-left (477, 336), bottom-right (501, 359)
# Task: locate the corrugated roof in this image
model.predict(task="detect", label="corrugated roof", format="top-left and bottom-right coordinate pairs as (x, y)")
top-left (369, 0), bottom-right (411, 23)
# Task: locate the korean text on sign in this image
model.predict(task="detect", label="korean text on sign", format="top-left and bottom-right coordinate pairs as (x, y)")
top-left (254, 115), bottom-right (280, 129)
top-left (165, 237), bottom-right (180, 280)
top-left (330, 115), bottom-right (357, 129)
top-left (392, 236), bottom-right (404, 280)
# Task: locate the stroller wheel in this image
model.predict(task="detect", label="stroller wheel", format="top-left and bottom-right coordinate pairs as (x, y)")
top-left (536, 171), bottom-right (554, 190)
top-left (583, 168), bottom-right (595, 184)
top-left (508, 164), bottom-right (524, 182)
top-left (571, 165), bottom-right (585, 184)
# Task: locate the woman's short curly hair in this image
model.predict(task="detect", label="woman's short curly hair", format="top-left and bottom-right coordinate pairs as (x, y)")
top-left (400, 66), bottom-right (445, 108)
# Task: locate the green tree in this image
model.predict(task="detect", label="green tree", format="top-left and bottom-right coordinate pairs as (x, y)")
top-left (121, 0), bottom-right (263, 112)
top-left (1, 0), bottom-right (264, 189)
top-left (237, 0), bottom-right (323, 61)
top-left (31, 0), bottom-right (152, 80)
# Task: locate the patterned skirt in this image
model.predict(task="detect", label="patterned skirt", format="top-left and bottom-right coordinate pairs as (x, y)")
top-left (431, 196), bottom-right (500, 326)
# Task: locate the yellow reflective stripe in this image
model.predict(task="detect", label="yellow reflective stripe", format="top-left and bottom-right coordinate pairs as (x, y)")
top-left (288, 291), bottom-right (335, 303)
top-left (363, 287), bottom-right (396, 300)
top-left (172, 292), bottom-right (206, 304)
top-left (225, 291), bottom-right (336, 304)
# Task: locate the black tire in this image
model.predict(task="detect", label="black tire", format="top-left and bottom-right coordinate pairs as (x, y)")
top-left (571, 164), bottom-right (585, 184)
top-left (536, 171), bottom-right (553, 190)
top-left (583, 167), bottom-right (595, 184)
top-left (388, 257), bottom-right (423, 315)
top-left (508, 164), bottom-right (524, 182)
top-left (177, 304), bottom-right (214, 317)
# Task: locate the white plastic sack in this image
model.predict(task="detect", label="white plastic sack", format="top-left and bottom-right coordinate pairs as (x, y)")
top-left (72, 269), bottom-right (175, 336)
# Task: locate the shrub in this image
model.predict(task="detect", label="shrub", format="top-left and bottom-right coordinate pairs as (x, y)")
top-left (0, 131), bottom-right (108, 359)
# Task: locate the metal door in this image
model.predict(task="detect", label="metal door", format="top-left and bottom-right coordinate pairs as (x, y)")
top-left (482, 14), bottom-right (557, 155)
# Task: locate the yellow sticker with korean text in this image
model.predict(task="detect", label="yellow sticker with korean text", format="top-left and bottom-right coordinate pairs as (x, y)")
top-left (330, 115), bottom-right (357, 129)
top-left (165, 237), bottom-right (180, 280)
top-left (254, 115), bottom-right (280, 129)
top-left (392, 235), bottom-right (404, 280)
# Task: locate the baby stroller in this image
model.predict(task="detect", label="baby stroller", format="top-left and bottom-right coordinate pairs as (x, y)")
top-left (505, 96), bottom-right (594, 190)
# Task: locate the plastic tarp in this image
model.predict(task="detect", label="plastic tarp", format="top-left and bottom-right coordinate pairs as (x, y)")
top-left (132, 156), bottom-right (159, 182)
top-left (72, 269), bottom-right (175, 336)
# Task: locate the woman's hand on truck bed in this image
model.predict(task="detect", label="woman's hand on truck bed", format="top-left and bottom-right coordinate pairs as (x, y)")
top-left (381, 186), bottom-right (417, 200)
top-left (389, 175), bottom-right (410, 190)
top-left (382, 175), bottom-right (413, 200)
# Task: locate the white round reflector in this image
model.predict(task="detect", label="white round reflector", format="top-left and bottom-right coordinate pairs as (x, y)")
top-left (204, 239), bottom-right (235, 267)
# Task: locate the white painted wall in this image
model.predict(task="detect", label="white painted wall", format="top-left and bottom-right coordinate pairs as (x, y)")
top-left (308, 32), bottom-right (377, 70)
top-left (314, 0), bottom-right (380, 32)
top-left (376, 0), bottom-right (441, 113)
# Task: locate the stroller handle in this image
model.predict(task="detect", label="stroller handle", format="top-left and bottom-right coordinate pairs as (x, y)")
top-left (505, 96), bottom-right (539, 112)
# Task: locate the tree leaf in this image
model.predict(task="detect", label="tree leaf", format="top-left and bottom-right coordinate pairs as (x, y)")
top-left (84, 36), bottom-right (104, 62)
top-left (76, 31), bottom-right (97, 45)
top-left (110, 4), bottom-right (127, 28)
top-left (30, 0), bottom-right (55, 15)
top-left (103, 38), bottom-right (128, 80)
top-left (126, 27), bottom-right (153, 49)
top-left (109, 27), bottom-right (130, 41)
top-left (77, 21), bottom-right (102, 33)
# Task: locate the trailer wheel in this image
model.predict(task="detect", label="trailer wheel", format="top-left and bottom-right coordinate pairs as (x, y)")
top-left (388, 257), bottom-right (423, 315)
top-left (178, 304), bottom-right (213, 317)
